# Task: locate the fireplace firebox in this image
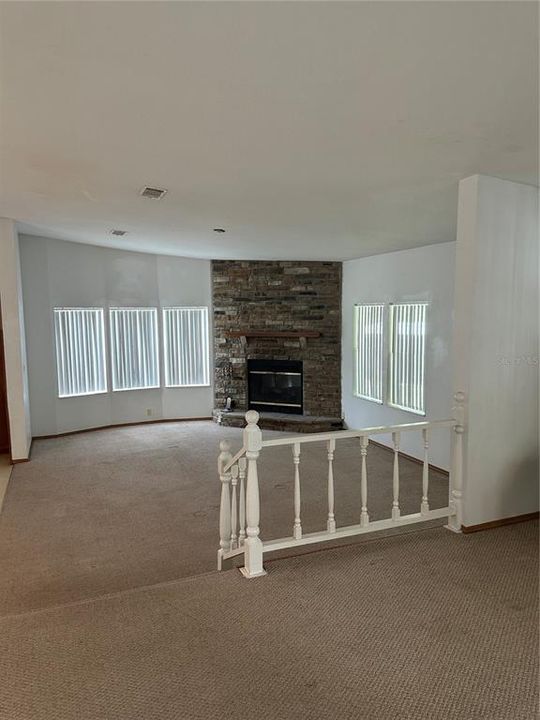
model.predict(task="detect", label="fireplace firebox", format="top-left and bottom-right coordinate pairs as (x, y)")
top-left (247, 359), bottom-right (303, 414)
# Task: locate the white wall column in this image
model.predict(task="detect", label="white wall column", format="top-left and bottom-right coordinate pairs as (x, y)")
top-left (0, 219), bottom-right (32, 460)
top-left (454, 175), bottom-right (539, 527)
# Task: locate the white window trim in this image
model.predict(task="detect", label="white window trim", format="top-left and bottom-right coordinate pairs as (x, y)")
top-left (353, 303), bottom-right (385, 404)
top-left (59, 389), bottom-right (109, 399)
top-left (162, 306), bottom-right (211, 388)
top-left (387, 302), bottom-right (428, 416)
top-left (109, 307), bottom-right (160, 392)
top-left (54, 307), bottom-right (108, 399)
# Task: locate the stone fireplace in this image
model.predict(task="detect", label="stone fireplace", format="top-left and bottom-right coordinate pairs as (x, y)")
top-left (212, 260), bottom-right (342, 431)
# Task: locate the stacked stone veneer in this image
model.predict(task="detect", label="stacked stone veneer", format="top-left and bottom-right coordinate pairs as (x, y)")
top-left (212, 261), bottom-right (342, 417)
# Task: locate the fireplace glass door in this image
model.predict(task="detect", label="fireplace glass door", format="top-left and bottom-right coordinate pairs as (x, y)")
top-left (247, 359), bottom-right (303, 414)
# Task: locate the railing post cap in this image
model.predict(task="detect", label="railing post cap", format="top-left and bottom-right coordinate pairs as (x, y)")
top-left (243, 410), bottom-right (262, 452)
top-left (219, 440), bottom-right (231, 452)
top-left (454, 391), bottom-right (466, 404)
top-left (245, 410), bottom-right (260, 425)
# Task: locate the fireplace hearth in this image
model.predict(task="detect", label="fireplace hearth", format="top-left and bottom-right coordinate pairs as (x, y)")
top-left (248, 359), bottom-right (303, 414)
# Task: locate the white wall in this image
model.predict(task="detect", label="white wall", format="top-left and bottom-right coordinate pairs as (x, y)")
top-left (19, 235), bottom-right (213, 436)
top-left (342, 242), bottom-right (455, 469)
top-left (454, 175), bottom-right (539, 527)
top-left (0, 219), bottom-right (32, 459)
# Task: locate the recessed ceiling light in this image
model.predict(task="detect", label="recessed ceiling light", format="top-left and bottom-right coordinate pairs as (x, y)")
top-left (111, 229), bottom-right (127, 236)
top-left (140, 186), bottom-right (168, 199)
top-left (213, 228), bottom-right (226, 233)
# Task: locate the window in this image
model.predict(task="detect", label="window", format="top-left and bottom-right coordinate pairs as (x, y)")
top-left (163, 307), bottom-right (210, 387)
top-left (109, 308), bottom-right (159, 391)
top-left (353, 304), bottom-right (385, 403)
top-left (388, 303), bottom-right (427, 415)
top-left (54, 308), bottom-right (107, 398)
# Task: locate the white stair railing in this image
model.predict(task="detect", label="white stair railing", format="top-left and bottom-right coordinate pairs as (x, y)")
top-left (217, 439), bottom-right (232, 571)
top-left (391, 431), bottom-right (401, 521)
top-left (238, 457), bottom-right (247, 547)
top-left (292, 442), bottom-right (302, 540)
top-left (326, 439), bottom-right (336, 533)
top-left (421, 428), bottom-right (430, 516)
top-left (218, 394), bottom-right (465, 577)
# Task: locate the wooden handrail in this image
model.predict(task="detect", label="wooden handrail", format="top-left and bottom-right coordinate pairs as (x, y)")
top-left (223, 446), bottom-right (247, 473)
top-left (261, 419), bottom-right (456, 447)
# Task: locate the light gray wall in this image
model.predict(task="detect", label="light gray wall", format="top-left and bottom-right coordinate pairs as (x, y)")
top-left (19, 235), bottom-right (213, 436)
top-left (342, 242), bottom-right (455, 469)
top-left (454, 175), bottom-right (539, 526)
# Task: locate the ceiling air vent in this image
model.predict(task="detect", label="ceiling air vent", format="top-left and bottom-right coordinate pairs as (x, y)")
top-left (111, 229), bottom-right (127, 236)
top-left (140, 186), bottom-right (167, 199)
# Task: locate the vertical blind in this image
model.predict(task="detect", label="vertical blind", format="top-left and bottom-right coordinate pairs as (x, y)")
top-left (109, 308), bottom-right (159, 391)
top-left (353, 304), bottom-right (385, 403)
top-left (54, 308), bottom-right (107, 397)
top-left (163, 307), bottom-right (210, 387)
top-left (389, 303), bottom-right (427, 414)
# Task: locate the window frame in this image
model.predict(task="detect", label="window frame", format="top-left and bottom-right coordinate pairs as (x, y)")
top-left (387, 302), bottom-right (428, 416)
top-left (109, 307), bottom-right (160, 392)
top-left (53, 307), bottom-right (108, 399)
top-left (162, 306), bottom-right (211, 388)
top-left (353, 302), bottom-right (386, 405)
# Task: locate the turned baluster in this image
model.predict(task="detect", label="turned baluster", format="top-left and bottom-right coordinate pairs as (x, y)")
top-left (238, 457), bottom-right (247, 546)
top-left (392, 431), bottom-right (401, 521)
top-left (241, 410), bottom-right (266, 577)
top-left (327, 439), bottom-right (336, 533)
top-left (230, 464), bottom-right (239, 550)
top-left (360, 436), bottom-right (369, 527)
top-left (421, 428), bottom-right (430, 516)
top-left (293, 442), bottom-right (302, 539)
top-left (217, 440), bottom-right (233, 570)
top-left (447, 391), bottom-right (465, 533)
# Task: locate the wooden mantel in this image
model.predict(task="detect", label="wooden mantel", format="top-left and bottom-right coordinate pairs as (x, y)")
top-left (226, 329), bottom-right (321, 348)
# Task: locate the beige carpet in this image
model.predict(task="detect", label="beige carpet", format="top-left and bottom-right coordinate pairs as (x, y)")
top-left (0, 454), bottom-right (11, 513)
top-left (0, 521), bottom-right (537, 720)
top-left (0, 421), bottom-right (449, 614)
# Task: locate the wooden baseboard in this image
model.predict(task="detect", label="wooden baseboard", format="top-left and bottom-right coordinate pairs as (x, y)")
top-left (369, 438), bottom-right (449, 476)
top-left (462, 511), bottom-right (539, 534)
top-left (33, 416), bottom-right (213, 440)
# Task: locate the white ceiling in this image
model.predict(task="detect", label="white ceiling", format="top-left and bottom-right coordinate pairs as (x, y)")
top-left (0, 1), bottom-right (537, 261)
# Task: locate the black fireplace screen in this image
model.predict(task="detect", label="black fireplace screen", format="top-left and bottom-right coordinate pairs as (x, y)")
top-left (247, 359), bottom-right (303, 415)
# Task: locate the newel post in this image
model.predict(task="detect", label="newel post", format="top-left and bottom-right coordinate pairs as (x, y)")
top-left (240, 410), bottom-right (266, 578)
top-left (217, 440), bottom-right (233, 570)
top-left (447, 391), bottom-right (465, 533)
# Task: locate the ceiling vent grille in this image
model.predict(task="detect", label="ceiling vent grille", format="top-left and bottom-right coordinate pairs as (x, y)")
top-left (140, 186), bottom-right (167, 199)
top-left (111, 229), bottom-right (127, 236)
